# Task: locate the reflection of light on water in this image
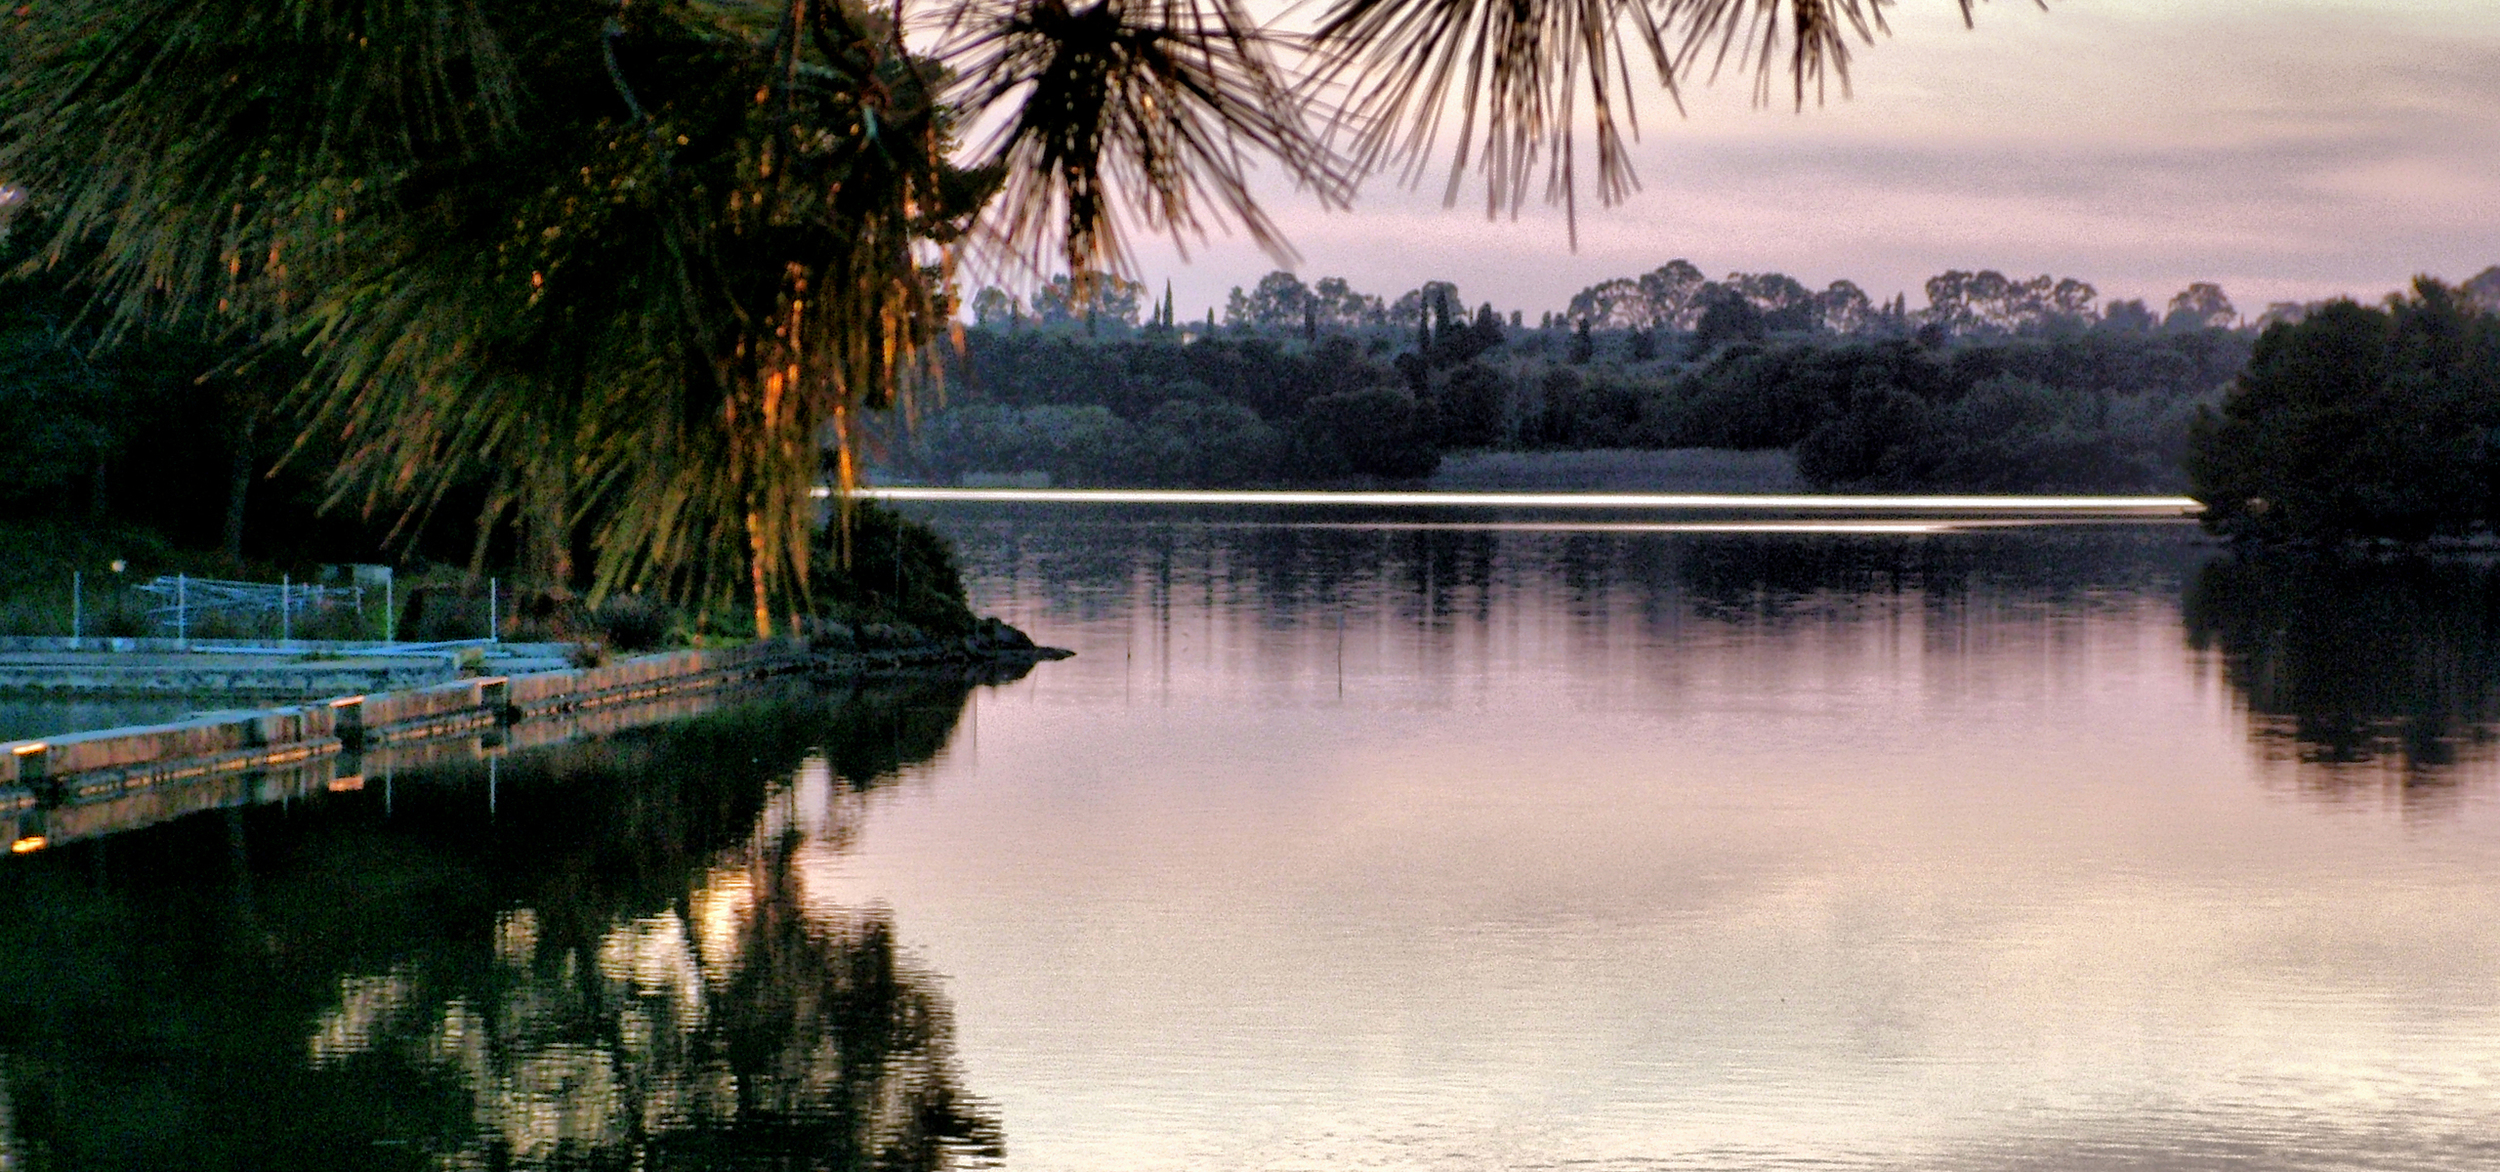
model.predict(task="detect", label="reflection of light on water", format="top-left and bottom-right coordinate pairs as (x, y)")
top-left (598, 915), bottom-right (710, 1026)
top-left (306, 969), bottom-right (415, 1068)
top-left (844, 486), bottom-right (2205, 515)
top-left (293, 755), bottom-right (991, 1169)
top-left (1254, 520), bottom-right (2016, 535)
top-left (494, 908), bottom-right (540, 968)
top-left (1, 1070), bottom-right (17, 1172)
top-left (689, 870), bottom-right (756, 990)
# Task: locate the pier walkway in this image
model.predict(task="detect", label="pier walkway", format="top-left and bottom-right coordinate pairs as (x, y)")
top-left (1, 641), bottom-right (813, 854)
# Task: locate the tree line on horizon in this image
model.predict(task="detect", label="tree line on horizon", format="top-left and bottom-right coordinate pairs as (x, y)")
top-left (904, 262), bottom-right (2500, 500)
top-left (895, 278), bottom-right (2271, 493)
top-left (963, 260), bottom-right (2500, 343)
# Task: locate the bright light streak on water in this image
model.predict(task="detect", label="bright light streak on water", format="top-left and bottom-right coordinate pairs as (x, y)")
top-left (1223, 520), bottom-right (2101, 535)
top-left (831, 486), bottom-right (2206, 516)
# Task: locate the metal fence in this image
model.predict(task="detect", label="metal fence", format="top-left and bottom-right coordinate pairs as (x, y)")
top-left (134, 574), bottom-right (364, 640)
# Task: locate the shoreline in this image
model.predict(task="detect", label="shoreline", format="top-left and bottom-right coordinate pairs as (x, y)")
top-left (1, 630), bottom-right (1069, 853)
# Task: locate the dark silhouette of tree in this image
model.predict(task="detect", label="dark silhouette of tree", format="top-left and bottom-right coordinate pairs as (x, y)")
top-left (2188, 279), bottom-right (2500, 543)
top-left (2098, 298), bottom-right (2156, 333)
top-left (2165, 283), bottom-right (2238, 331)
top-left (1390, 281), bottom-right (1464, 331)
top-left (1227, 270), bottom-right (1316, 328)
top-left (1034, 272), bottom-right (1149, 329)
top-left (1692, 290), bottom-right (1766, 352)
top-left (2465, 267), bottom-right (2500, 315)
top-left (1433, 363), bottom-right (1511, 448)
top-left (1298, 386), bottom-right (1440, 478)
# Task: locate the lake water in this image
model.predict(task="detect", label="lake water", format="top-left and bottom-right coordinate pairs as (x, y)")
top-left (6, 507), bottom-right (2500, 1170)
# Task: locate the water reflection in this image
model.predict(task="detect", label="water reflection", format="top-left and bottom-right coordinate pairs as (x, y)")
top-left (931, 506), bottom-right (2207, 631)
top-left (845, 511), bottom-right (2500, 1170)
top-left (0, 676), bottom-right (1001, 1171)
top-left (2187, 554), bottom-right (2500, 798)
top-left (934, 504), bottom-right (2500, 809)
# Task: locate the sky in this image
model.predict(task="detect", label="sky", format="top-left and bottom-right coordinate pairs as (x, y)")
top-left (984, 0), bottom-right (2500, 323)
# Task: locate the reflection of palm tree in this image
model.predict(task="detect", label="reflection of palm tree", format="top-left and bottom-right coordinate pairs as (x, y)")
top-left (0, 680), bottom-right (1000, 1168)
top-left (312, 759), bottom-right (1000, 1169)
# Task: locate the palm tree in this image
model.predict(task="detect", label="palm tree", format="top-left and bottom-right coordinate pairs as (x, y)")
top-left (0, 0), bottom-right (1978, 636)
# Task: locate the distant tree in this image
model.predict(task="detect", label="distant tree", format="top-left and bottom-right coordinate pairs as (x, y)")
top-left (1391, 281), bottom-right (1463, 330)
top-left (1722, 271), bottom-right (1818, 332)
top-left (2187, 279), bottom-right (2500, 543)
top-left (2164, 283), bottom-right (2237, 331)
top-left (1310, 277), bottom-right (1386, 328)
top-left (1034, 273), bottom-right (1148, 330)
top-left (2045, 277), bottom-right (2100, 323)
top-left (2098, 299), bottom-right (2157, 333)
top-left (2466, 266), bottom-right (2500, 316)
top-left (1566, 259), bottom-right (1712, 330)
top-left (1569, 317), bottom-right (1594, 364)
top-left (1640, 261), bottom-right (1712, 328)
top-left (1814, 280), bottom-right (1875, 334)
top-left (1567, 277), bottom-right (1648, 329)
top-left (972, 287), bottom-right (1022, 329)
top-left (1469, 302), bottom-right (1504, 348)
top-left (1918, 270), bottom-right (2099, 336)
top-left (1692, 290), bottom-right (1766, 352)
top-left (1226, 270), bottom-right (1315, 328)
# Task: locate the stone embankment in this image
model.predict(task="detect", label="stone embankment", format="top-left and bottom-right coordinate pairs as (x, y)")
top-left (1, 620), bottom-right (1068, 853)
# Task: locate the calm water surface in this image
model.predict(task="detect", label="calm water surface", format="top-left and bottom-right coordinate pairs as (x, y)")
top-left (6, 508), bottom-right (2500, 1170)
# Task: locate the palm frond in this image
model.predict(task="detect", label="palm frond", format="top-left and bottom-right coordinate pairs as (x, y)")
top-left (1306, 0), bottom-right (1989, 244)
top-left (1, 0), bottom-right (529, 339)
top-left (944, 0), bottom-right (1354, 278)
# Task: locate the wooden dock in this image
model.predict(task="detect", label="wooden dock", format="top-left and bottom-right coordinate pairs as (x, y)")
top-left (1, 641), bottom-right (813, 853)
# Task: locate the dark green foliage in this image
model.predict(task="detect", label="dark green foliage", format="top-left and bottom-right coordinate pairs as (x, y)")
top-left (1431, 363), bottom-right (1511, 448)
top-left (1796, 376), bottom-right (2205, 492)
top-left (1297, 386), bottom-right (1441, 479)
top-left (0, 273), bottom-right (116, 511)
top-left (1139, 397), bottom-right (1290, 483)
top-left (1692, 292), bottom-right (1766, 353)
top-left (2188, 280), bottom-right (2500, 543)
top-left (901, 321), bottom-right (2248, 491)
top-left (812, 501), bottom-right (978, 636)
top-left (1793, 386), bottom-right (1932, 486)
top-left (592, 593), bottom-right (673, 652)
top-left (1628, 326), bottom-right (1657, 361)
top-left (1687, 332), bottom-right (2240, 491)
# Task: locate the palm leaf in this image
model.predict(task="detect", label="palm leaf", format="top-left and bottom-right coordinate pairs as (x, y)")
top-left (943, 0), bottom-right (1354, 279)
top-left (1306, 0), bottom-right (1990, 245)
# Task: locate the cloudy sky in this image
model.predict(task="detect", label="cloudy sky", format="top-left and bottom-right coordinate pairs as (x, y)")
top-left (1048, 0), bottom-right (2500, 322)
